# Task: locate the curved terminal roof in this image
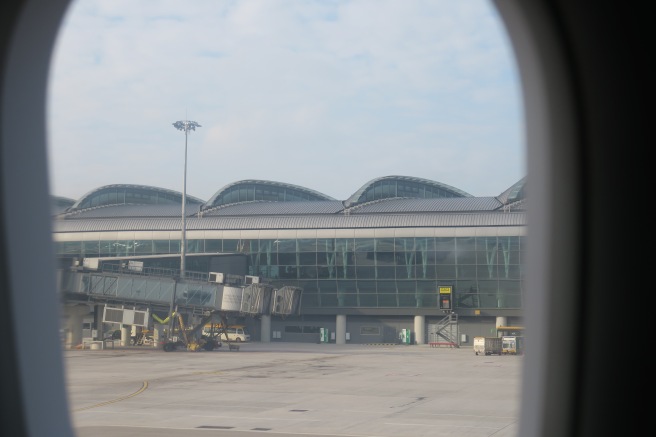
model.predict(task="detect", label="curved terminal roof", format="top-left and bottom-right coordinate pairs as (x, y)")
top-left (51, 196), bottom-right (76, 216)
top-left (202, 180), bottom-right (336, 211)
top-left (53, 177), bottom-right (526, 229)
top-left (69, 184), bottom-right (205, 212)
top-left (497, 177), bottom-right (526, 205)
top-left (343, 176), bottom-right (473, 208)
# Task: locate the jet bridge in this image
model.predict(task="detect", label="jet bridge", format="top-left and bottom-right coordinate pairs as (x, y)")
top-left (61, 260), bottom-right (302, 316)
top-left (59, 258), bottom-right (303, 349)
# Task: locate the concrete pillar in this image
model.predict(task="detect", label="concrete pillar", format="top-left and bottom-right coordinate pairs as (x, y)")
top-left (414, 315), bottom-right (426, 345)
top-left (94, 304), bottom-right (104, 340)
top-left (335, 314), bottom-right (347, 345)
top-left (496, 317), bottom-right (507, 336)
top-left (65, 313), bottom-right (84, 349)
top-left (260, 315), bottom-right (271, 343)
top-left (132, 325), bottom-right (143, 345)
top-left (152, 324), bottom-right (163, 348)
top-left (121, 325), bottom-right (131, 346)
top-left (64, 304), bottom-right (91, 349)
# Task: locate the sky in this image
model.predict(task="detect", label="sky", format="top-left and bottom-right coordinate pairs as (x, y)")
top-left (47, 0), bottom-right (524, 203)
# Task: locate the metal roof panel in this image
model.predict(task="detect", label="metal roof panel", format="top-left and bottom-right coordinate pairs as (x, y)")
top-left (350, 197), bottom-right (502, 213)
top-left (53, 212), bottom-right (526, 233)
top-left (201, 201), bottom-right (344, 216)
top-left (58, 204), bottom-right (201, 219)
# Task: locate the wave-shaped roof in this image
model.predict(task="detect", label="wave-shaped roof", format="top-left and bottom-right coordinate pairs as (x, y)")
top-left (55, 177), bottom-right (524, 221)
top-left (69, 184), bottom-right (205, 212)
top-left (343, 176), bottom-right (473, 208)
top-left (202, 180), bottom-right (336, 211)
top-left (496, 177), bottom-right (526, 205)
top-left (51, 196), bottom-right (76, 215)
top-left (58, 196), bottom-right (510, 220)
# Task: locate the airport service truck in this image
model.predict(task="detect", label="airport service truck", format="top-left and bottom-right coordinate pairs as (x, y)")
top-left (473, 336), bottom-right (503, 355)
top-left (501, 335), bottom-right (524, 355)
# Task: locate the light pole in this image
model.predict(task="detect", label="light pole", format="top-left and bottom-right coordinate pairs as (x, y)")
top-left (167, 119), bottom-right (200, 340)
top-left (172, 120), bottom-right (201, 280)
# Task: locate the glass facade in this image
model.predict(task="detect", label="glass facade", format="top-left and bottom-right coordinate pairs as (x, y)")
top-left (74, 186), bottom-right (202, 210)
top-left (56, 234), bottom-right (524, 310)
top-left (205, 182), bottom-right (333, 208)
top-left (358, 179), bottom-right (463, 203)
top-left (343, 176), bottom-right (472, 207)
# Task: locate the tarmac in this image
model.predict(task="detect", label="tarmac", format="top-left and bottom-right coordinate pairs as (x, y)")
top-left (64, 342), bottom-right (522, 437)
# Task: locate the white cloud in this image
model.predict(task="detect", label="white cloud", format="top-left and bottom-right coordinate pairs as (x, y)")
top-left (47, 0), bottom-right (524, 201)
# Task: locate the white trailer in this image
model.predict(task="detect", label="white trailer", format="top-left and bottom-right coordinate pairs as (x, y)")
top-left (473, 336), bottom-right (502, 355)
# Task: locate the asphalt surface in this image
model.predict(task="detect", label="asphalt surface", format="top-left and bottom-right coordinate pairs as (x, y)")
top-left (64, 342), bottom-right (522, 437)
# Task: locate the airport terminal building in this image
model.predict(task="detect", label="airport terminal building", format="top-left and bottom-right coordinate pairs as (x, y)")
top-left (52, 176), bottom-right (526, 346)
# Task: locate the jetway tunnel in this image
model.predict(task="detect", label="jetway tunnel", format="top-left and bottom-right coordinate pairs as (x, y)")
top-left (58, 265), bottom-right (303, 349)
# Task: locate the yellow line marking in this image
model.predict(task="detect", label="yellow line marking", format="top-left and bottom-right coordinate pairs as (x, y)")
top-left (74, 381), bottom-right (148, 412)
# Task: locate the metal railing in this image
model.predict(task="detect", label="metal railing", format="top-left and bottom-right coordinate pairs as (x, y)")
top-left (95, 262), bottom-right (207, 282)
top-left (428, 313), bottom-right (459, 345)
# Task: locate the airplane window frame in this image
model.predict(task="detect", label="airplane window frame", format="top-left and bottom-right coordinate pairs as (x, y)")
top-left (1, 1), bottom-right (646, 436)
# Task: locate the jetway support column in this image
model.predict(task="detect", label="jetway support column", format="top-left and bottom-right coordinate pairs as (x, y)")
top-left (64, 304), bottom-right (91, 349)
top-left (121, 325), bottom-right (131, 347)
top-left (93, 304), bottom-right (104, 340)
top-left (336, 314), bottom-right (346, 345)
top-left (131, 325), bottom-right (143, 345)
top-left (260, 315), bottom-right (271, 343)
top-left (152, 324), bottom-right (163, 348)
top-left (414, 315), bottom-right (426, 345)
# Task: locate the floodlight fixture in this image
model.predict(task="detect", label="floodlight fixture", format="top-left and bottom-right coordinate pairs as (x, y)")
top-left (172, 120), bottom-right (201, 132)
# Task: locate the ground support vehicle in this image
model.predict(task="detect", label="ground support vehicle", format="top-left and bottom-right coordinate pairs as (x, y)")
top-left (501, 336), bottom-right (524, 355)
top-left (202, 324), bottom-right (250, 343)
top-left (474, 336), bottom-right (503, 355)
top-left (159, 309), bottom-right (245, 352)
top-left (160, 310), bottom-right (223, 352)
top-left (131, 330), bottom-right (154, 346)
top-left (201, 322), bottom-right (248, 350)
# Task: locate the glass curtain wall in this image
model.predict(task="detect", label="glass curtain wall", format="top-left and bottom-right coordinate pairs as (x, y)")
top-left (57, 235), bottom-right (523, 309)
